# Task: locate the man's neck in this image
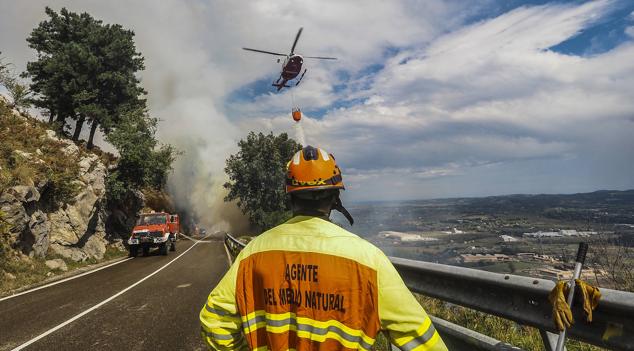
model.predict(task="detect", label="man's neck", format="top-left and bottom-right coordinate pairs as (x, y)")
top-left (292, 210), bottom-right (330, 221)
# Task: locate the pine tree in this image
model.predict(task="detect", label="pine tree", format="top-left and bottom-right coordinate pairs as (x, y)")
top-left (24, 7), bottom-right (146, 147)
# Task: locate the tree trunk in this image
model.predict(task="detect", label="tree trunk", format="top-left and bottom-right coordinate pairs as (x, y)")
top-left (87, 122), bottom-right (98, 149)
top-left (48, 110), bottom-right (55, 124)
top-left (55, 113), bottom-right (66, 133)
top-left (73, 115), bottom-right (85, 141)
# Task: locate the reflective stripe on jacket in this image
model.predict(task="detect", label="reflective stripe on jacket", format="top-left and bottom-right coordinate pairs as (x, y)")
top-left (200, 216), bottom-right (448, 351)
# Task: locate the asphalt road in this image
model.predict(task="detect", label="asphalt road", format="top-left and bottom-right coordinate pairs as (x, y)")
top-left (0, 234), bottom-right (228, 351)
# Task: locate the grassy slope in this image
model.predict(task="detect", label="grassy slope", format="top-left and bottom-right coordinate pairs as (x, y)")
top-left (0, 102), bottom-right (80, 200)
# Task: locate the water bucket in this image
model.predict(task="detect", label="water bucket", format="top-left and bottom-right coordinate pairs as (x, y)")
top-left (292, 108), bottom-right (302, 122)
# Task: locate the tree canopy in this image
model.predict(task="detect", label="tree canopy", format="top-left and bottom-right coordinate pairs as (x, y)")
top-left (105, 107), bottom-right (177, 202)
top-left (24, 7), bottom-right (145, 148)
top-left (224, 132), bottom-right (302, 231)
top-left (17, 7), bottom-right (177, 208)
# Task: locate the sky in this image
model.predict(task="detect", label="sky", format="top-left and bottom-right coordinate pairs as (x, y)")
top-left (1, 1), bottom-right (633, 222)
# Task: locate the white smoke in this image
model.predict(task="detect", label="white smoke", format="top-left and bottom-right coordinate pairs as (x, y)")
top-left (294, 122), bottom-right (306, 146)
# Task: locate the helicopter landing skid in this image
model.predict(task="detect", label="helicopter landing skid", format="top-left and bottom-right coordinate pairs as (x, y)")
top-left (296, 69), bottom-right (307, 86)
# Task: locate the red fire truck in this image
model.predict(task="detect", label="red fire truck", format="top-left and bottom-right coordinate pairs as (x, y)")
top-left (127, 212), bottom-right (180, 257)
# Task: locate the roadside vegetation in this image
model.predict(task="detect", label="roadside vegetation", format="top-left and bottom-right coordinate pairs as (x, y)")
top-left (415, 294), bottom-right (604, 351)
top-left (223, 131), bottom-right (302, 232)
top-left (104, 106), bottom-right (178, 203)
top-left (0, 243), bottom-right (126, 294)
top-left (370, 294), bottom-right (605, 351)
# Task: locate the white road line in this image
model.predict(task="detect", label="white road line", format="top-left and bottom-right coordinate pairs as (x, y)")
top-left (180, 233), bottom-right (201, 242)
top-left (181, 232), bottom-right (221, 243)
top-left (11, 236), bottom-right (210, 351)
top-left (0, 257), bottom-right (134, 303)
top-left (223, 242), bottom-right (233, 266)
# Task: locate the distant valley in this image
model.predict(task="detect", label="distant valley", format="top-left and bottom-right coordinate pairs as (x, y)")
top-left (333, 190), bottom-right (634, 289)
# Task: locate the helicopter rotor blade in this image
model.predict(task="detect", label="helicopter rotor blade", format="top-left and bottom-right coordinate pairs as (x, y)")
top-left (242, 48), bottom-right (287, 56)
top-left (290, 27), bottom-right (303, 55)
top-left (304, 56), bottom-right (337, 60)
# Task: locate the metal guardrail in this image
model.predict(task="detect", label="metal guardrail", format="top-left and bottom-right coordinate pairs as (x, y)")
top-left (224, 232), bottom-right (245, 261)
top-left (223, 233), bottom-right (634, 350)
top-left (392, 257), bottom-right (634, 351)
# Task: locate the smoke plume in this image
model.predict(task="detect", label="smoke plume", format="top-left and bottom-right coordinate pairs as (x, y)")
top-left (294, 122), bottom-right (306, 146)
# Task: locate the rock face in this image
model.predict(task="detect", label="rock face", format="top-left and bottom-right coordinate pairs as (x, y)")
top-left (48, 153), bottom-right (109, 261)
top-left (106, 189), bottom-right (145, 238)
top-left (26, 211), bottom-right (50, 258)
top-left (0, 190), bottom-right (30, 238)
top-left (1, 118), bottom-right (147, 263)
top-left (1, 186), bottom-right (41, 241)
top-left (0, 134), bottom-right (143, 262)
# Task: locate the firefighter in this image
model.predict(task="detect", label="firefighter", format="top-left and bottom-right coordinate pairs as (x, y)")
top-left (200, 145), bottom-right (448, 351)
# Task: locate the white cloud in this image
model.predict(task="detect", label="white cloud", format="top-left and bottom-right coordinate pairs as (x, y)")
top-left (244, 0), bottom-right (634, 201)
top-left (1, 0), bottom-right (632, 206)
top-left (0, 0), bottom-right (487, 222)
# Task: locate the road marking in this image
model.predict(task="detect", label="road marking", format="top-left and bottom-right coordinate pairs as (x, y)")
top-left (223, 242), bottom-right (233, 266)
top-left (176, 283), bottom-right (191, 288)
top-left (0, 257), bottom-right (134, 303)
top-left (11, 235), bottom-right (210, 351)
top-left (181, 232), bottom-right (221, 243)
top-left (180, 233), bottom-right (206, 243)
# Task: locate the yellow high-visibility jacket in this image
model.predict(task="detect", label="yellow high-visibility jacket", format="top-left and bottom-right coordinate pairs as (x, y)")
top-left (200, 216), bottom-right (448, 351)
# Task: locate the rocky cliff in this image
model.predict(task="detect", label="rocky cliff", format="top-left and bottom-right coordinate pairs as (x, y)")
top-left (0, 97), bottom-right (143, 267)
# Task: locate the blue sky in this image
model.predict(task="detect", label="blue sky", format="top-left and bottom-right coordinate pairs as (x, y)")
top-left (226, 0), bottom-right (634, 119)
top-left (2, 0), bottom-right (634, 228)
top-left (223, 0), bottom-right (634, 202)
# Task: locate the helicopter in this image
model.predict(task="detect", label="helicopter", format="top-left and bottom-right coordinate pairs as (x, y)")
top-left (243, 27), bottom-right (337, 91)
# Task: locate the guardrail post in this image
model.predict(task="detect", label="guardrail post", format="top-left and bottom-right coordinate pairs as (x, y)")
top-left (540, 330), bottom-right (564, 351)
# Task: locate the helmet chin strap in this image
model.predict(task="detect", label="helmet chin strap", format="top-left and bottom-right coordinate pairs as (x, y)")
top-left (333, 196), bottom-right (354, 226)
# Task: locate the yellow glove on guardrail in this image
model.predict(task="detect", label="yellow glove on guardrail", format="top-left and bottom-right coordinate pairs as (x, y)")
top-left (575, 279), bottom-right (601, 322)
top-left (549, 281), bottom-right (574, 331)
top-left (548, 280), bottom-right (602, 331)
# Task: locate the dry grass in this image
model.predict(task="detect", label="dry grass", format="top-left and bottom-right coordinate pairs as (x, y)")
top-left (0, 99), bottom-right (82, 208)
top-left (370, 292), bottom-right (607, 350)
top-left (410, 294), bottom-right (604, 351)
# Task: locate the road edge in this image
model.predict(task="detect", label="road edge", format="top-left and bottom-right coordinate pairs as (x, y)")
top-left (10, 233), bottom-right (211, 351)
top-left (0, 255), bottom-right (129, 299)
